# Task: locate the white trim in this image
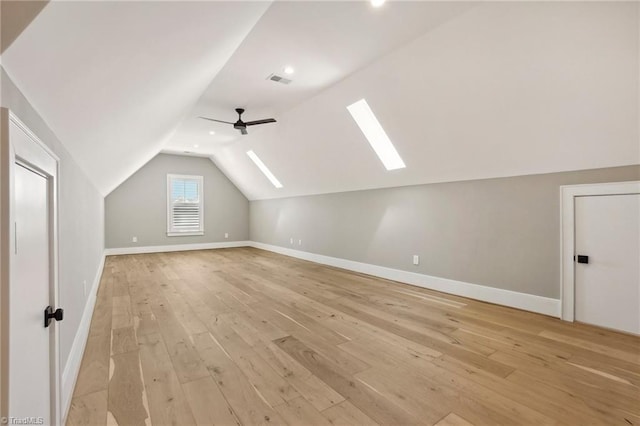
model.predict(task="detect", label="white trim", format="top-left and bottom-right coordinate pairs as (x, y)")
top-left (7, 113), bottom-right (60, 163)
top-left (4, 111), bottom-right (62, 425)
top-left (167, 173), bottom-right (204, 235)
top-left (167, 231), bottom-right (204, 237)
top-left (250, 242), bottom-right (560, 317)
top-left (104, 241), bottom-right (250, 256)
top-left (560, 181), bottom-right (640, 322)
top-left (60, 253), bottom-right (105, 424)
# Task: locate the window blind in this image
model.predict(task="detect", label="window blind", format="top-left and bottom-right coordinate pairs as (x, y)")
top-left (167, 175), bottom-right (203, 235)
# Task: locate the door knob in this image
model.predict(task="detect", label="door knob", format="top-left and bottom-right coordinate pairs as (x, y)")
top-left (44, 306), bottom-right (64, 328)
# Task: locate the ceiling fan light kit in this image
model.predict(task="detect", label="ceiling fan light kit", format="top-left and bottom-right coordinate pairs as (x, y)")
top-left (199, 108), bottom-right (276, 135)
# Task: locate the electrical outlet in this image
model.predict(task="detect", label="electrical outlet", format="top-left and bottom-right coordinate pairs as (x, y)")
top-left (132, 236), bottom-right (138, 243)
top-left (290, 237), bottom-right (294, 244)
top-left (224, 232), bottom-right (229, 239)
top-left (413, 255), bottom-right (420, 265)
top-left (298, 239), bottom-right (302, 245)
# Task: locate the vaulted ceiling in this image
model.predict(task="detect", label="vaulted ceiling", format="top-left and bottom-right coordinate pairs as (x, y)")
top-left (2, 1), bottom-right (271, 193)
top-left (2, 1), bottom-right (638, 200)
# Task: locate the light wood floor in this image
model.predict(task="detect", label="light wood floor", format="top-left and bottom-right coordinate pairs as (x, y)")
top-left (67, 248), bottom-right (640, 426)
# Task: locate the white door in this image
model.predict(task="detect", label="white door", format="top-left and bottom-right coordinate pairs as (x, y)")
top-left (574, 194), bottom-right (640, 334)
top-left (9, 163), bottom-right (52, 424)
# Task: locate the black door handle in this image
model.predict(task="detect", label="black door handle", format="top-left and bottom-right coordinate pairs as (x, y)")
top-left (576, 255), bottom-right (589, 264)
top-left (44, 306), bottom-right (64, 328)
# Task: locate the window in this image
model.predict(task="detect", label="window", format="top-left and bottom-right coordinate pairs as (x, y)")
top-left (246, 150), bottom-right (283, 188)
top-left (167, 174), bottom-right (204, 236)
top-left (346, 98), bottom-right (405, 170)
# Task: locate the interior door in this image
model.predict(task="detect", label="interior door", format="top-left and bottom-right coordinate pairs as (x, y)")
top-left (575, 194), bottom-right (640, 334)
top-left (9, 163), bottom-right (51, 424)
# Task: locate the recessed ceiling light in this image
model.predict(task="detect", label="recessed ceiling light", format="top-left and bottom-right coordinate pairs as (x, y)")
top-left (209, 131), bottom-right (215, 135)
top-left (347, 98), bottom-right (405, 171)
top-left (371, 0), bottom-right (385, 7)
top-left (247, 150), bottom-right (283, 188)
top-left (193, 144), bottom-right (199, 148)
top-left (284, 66), bottom-right (295, 75)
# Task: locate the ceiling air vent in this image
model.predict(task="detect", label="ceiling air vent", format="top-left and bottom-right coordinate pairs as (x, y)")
top-left (267, 73), bottom-right (292, 85)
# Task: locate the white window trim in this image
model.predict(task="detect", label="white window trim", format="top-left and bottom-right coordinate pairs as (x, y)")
top-left (167, 174), bottom-right (204, 237)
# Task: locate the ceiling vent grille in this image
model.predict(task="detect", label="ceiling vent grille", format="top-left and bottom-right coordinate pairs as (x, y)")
top-left (267, 73), bottom-right (292, 85)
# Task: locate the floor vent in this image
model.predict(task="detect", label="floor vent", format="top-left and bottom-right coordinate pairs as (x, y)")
top-left (267, 73), bottom-right (292, 85)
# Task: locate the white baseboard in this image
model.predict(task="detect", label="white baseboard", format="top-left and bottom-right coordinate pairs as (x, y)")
top-left (104, 240), bottom-right (251, 256)
top-left (60, 252), bottom-right (106, 423)
top-left (249, 242), bottom-right (561, 318)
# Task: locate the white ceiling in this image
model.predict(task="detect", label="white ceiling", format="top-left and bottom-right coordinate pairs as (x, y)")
top-left (183, 1), bottom-right (639, 200)
top-left (3, 2), bottom-right (639, 200)
top-left (164, 1), bottom-right (475, 151)
top-left (2, 1), bottom-right (271, 194)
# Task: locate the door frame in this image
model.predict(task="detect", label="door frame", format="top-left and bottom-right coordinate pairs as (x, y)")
top-left (560, 180), bottom-right (640, 322)
top-left (0, 109), bottom-right (61, 425)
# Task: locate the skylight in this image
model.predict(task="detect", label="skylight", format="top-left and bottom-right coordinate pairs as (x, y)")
top-left (347, 99), bottom-right (406, 171)
top-left (246, 150), bottom-right (283, 188)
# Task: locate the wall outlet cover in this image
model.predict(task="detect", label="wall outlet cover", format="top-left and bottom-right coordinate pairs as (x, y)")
top-left (224, 233), bottom-right (229, 239)
top-left (132, 236), bottom-right (138, 243)
top-left (413, 255), bottom-right (420, 265)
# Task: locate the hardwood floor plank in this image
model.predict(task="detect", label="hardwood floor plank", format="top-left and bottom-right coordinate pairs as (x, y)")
top-left (203, 313), bottom-right (301, 406)
top-left (492, 351), bottom-right (640, 418)
top-left (274, 396), bottom-right (333, 426)
top-left (318, 297), bottom-right (513, 378)
top-left (192, 331), bottom-right (285, 425)
top-left (257, 340), bottom-right (346, 411)
top-left (274, 335), bottom-right (421, 425)
top-left (432, 354), bottom-right (604, 425)
top-left (107, 350), bottom-right (149, 426)
top-left (137, 333), bottom-right (197, 426)
top-left (66, 390), bottom-right (107, 426)
top-left (321, 400), bottom-right (379, 426)
top-left (182, 376), bottom-right (241, 426)
top-left (250, 303), bottom-right (370, 375)
top-left (111, 326), bottom-right (138, 355)
top-left (539, 330), bottom-right (640, 364)
top-left (73, 330), bottom-right (111, 397)
top-left (112, 295), bottom-right (133, 330)
top-left (434, 413), bottom-right (474, 426)
top-left (150, 297), bottom-right (210, 384)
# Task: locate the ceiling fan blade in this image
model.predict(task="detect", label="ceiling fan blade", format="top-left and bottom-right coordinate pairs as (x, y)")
top-left (240, 128), bottom-right (248, 135)
top-left (198, 117), bottom-right (235, 125)
top-left (245, 118), bottom-right (277, 126)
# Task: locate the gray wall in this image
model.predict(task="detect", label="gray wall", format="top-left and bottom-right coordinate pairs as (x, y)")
top-left (250, 165), bottom-right (640, 299)
top-left (1, 67), bottom-right (105, 373)
top-left (105, 153), bottom-right (249, 248)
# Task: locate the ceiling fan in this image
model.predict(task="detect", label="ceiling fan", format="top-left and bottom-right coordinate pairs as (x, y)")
top-left (199, 108), bottom-right (276, 135)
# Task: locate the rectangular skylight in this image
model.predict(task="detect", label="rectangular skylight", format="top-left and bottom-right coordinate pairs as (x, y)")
top-left (347, 99), bottom-right (406, 170)
top-left (247, 150), bottom-right (283, 188)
